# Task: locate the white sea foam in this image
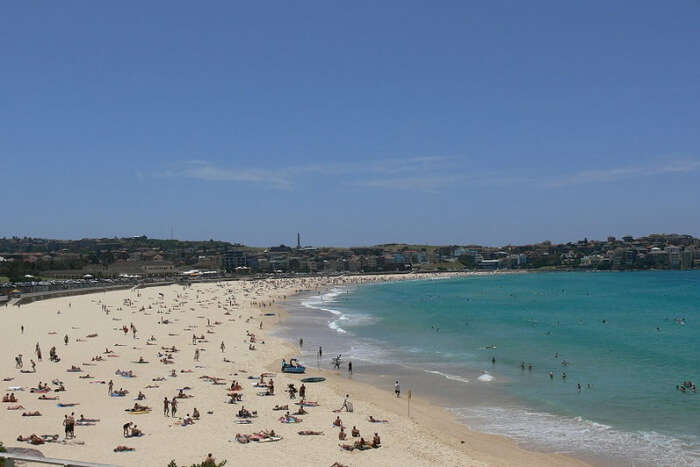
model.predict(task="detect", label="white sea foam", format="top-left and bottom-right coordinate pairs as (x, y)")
top-left (451, 406), bottom-right (700, 467)
top-left (477, 373), bottom-right (494, 382)
top-left (328, 320), bottom-right (347, 334)
top-left (424, 369), bottom-right (470, 384)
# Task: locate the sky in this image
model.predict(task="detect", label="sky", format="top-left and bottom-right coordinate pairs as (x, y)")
top-left (1, 1), bottom-right (698, 247)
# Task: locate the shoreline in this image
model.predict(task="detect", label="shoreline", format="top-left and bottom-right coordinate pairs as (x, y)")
top-left (268, 278), bottom-right (594, 467)
top-left (0, 274), bottom-right (590, 466)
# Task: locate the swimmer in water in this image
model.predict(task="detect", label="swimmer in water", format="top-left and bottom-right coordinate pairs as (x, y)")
top-left (549, 372), bottom-right (554, 380)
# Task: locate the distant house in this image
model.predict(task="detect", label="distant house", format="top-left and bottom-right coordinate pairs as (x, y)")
top-left (142, 261), bottom-right (175, 275)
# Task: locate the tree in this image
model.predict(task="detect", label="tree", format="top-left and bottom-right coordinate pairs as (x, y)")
top-left (458, 254), bottom-right (476, 269)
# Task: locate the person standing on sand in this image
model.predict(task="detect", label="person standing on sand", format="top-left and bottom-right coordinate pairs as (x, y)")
top-left (21, 325), bottom-right (24, 334)
top-left (319, 346), bottom-right (322, 359)
top-left (341, 394), bottom-right (351, 412)
top-left (108, 380), bottom-right (114, 395)
top-left (394, 380), bottom-right (401, 398)
top-left (348, 361), bottom-right (353, 375)
top-left (194, 349), bottom-right (200, 361)
top-left (171, 397), bottom-right (178, 417)
top-left (163, 397), bottom-right (170, 416)
top-left (220, 341), bottom-right (225, 352)
top-left (64, 334), bottom-right (69, 345)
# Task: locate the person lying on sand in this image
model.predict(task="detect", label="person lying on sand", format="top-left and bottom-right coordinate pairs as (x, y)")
top-left (79, 414), bottom-right (100, 422)
top-left (298, 430), bottom-right (324, 435)
top-left (368, 415), bottom-right (389, 423)
top-left (38, 394), bottom-right (58, 400)
top-left (7, 404), bottom-right (24, 410)
top-left (272, 404), bottom-right (288, 411)
top-left (17, 434), bottom-right (59, 444)
top-left (114, 445), bottom-right (135, 452)
top-left (22, 411), bottom-right (41, 416)
top-left (127, 402), bottom-right (149, 412)
top-left (279, 412), bottom-right (301, 423)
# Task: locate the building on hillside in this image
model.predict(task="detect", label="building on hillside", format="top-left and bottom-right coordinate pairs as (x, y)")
top-left (142, 261), bottom-right (175, 276)
top-left (478, 259), bottom-right (500, 270)
top-left (666, 246), bottom-right (681, 269)
top-left (222, 251), bottom-right (247, 272)
top-left (681, 248), bottom-right (694, 269)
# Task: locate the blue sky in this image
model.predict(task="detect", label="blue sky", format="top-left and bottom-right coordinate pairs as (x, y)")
top-left (1, 2), bottom-right (698, 246)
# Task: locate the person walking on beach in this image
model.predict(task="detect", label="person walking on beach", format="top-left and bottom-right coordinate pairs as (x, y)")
top-left (194, 349), bottom-right (200, 361)
top-left (36, 343), bottom-right (42, 361)
top-left (299, 338), bottom-right (304, 349)
top-left (341, 394), bottom-right (351, 412)
top-left (171, 397), bottom-right (178, 417)
top-left (348, 361), bottom-right (353, 375)
top-left (163, 397), bottom-right (170, 416)
top-left (318, 346), bottom-right (323, 359)
top-left (64, 334), bottom-right (69, 345)
top-left (108, 380), bottom-right (114, 396)
top-left (21, 325), bottom-right (24, 335)
top-left (63, 414), bottom-right (71, 438)
top-left (68, 412), bottom-right (76, 438)
top-left (220, 341), bottom-right (225, 352)
top-left (394, 380), bottom-right (401, 398)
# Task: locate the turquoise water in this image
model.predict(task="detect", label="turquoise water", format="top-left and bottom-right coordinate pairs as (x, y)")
top-left (299, 271), bottom-right (700, 466)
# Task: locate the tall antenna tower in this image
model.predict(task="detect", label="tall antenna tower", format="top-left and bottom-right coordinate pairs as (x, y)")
top-left (297, 232), bottom-right (301, 249)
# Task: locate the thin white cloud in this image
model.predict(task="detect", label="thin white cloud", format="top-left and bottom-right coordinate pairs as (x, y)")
top-left (155, 156), bottom-right (700, 192)
top-left (155, 157), bottom-right (458, 190)
top-left (550, 159), bottom-right (700, 187)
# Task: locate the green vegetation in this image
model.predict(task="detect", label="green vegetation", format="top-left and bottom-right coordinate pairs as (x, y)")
top-left (167, 459), bottom-right (226, 467)
top-left (0, 276), bottom-right (8, 284)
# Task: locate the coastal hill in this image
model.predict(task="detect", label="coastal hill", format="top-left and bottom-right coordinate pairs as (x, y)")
top-left (0, 233), bottom-right (698, 282)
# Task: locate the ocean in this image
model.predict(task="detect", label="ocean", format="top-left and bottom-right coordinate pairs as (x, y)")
top-left (276, 271), bottom-right (700, 466)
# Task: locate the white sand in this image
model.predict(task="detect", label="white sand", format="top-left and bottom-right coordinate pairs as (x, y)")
top-left (0, 275), bottom-right (589, 466)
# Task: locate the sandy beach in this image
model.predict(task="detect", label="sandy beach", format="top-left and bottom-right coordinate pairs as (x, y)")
top-left (0, 274), bottom-right (590, 466)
